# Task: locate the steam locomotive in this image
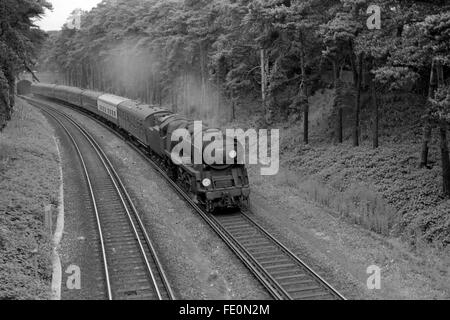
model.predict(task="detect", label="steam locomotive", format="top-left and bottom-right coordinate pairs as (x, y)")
top-left (31, 83), bottom-right (250, 212)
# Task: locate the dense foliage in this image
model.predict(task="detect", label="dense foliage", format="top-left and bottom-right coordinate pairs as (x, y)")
top-left (39, 0), bottom-right (450, 195)
top-left (0, 0), bottom-right (51, 130)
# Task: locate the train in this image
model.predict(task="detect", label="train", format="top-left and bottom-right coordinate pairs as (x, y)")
top-left (31, 83), bottom-right (250, 212)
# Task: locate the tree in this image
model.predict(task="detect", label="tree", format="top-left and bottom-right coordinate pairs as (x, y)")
top-left (319, 0), bottom-right (363, 145)
top-left (368, 1), bottom-right (447, 167)
top-left (373, 5), bottom-right (450, 196)
top-left (422, 12), bottom-right (450, 196)
top-left (430, 84), bottom-right (450, 196)
top-left (241, 0), bottom-right (276, 124)
top-left (0, 70), bottom-right (10, 130)
top-left (271, 0), bottom-right (333, 143)
top-left (354, 1), bottom-right (404, 149)
top-left (0, 0), bottom-right (51, 129)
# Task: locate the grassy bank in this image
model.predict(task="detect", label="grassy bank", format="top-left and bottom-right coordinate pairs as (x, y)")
top-left (229, 90), bottom-right (449, 250)
top-left (0, 98), bottom-right (60, 299)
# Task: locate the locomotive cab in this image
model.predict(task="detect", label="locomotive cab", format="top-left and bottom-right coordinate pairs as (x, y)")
top-left (145, 108), bottom-right (173, 156)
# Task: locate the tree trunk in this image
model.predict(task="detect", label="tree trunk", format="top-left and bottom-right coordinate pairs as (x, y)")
top-left (172, 87), bottom-right (177, 113)
top-left (70, 68), bottom-right (74, 86)
top-left (89, 63), bottom-right (93, 89)
top-left (371, 82), bottom-right (379, 149)
top-left (333, 61), bottom-right (343, 144)
top-left (199, 43), bottom-right (207, 111)
top-left (82, 63), bottom-right (88, 88)
top-left (437, 60), bottom-right (444, 85)
top-left (148, 74), bottom-right (152, 104)
top-left (89, 62), bottom-right (94, 89)
top-left (369, 59), bottom-right (379, 149)
top-left (232, 99), bottom-right (236, 121)
top-left (439, 123), bottom-right (450, 197)
top-left (8, 79), bottom-right (15, 117)
top-left (338, 108), bottom-right (343, 143)
top-left (420, 59), bottom-right (437, 168)
top-left (184, 70), bottom-right (188, 113)
top-left (304, 102), bottom-right (309, 144)
top-left (300, 44), bottom-right (309, 145)
top-left (435, 61), bottom-right (450, 197)
top-left (420, 123), bottom-right (433, 169)
top-left (353, 53), bottom-right (363, 147)
top-left (349, 44), bottom-right (358, 86)
top-left (217, 66), bottom-right (221, 118)
top-left (3, 65), bottom-right (14, 121)
top-left (261, 48), bottom-right (269, 124)
top-left (0, 77), bottom-right (10, 130)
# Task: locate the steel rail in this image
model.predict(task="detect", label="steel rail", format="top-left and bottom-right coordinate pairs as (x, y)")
top-left (69, 114), bottom-right (176, 300)
top-left (27, 95), bottom-right (344, 300)
top-left (240, 210), bottom-right (346, 300)
top-left (29, 99), bottom-right (175, 300)
top-left (37, 107), bottom-right (113, 300)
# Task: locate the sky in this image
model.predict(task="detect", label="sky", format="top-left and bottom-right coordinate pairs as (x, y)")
top-left (36, 0), bottom-right (103, 31)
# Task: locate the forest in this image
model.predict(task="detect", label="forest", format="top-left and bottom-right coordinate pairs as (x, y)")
top-left (1, 0), bottom-right (448, 247)
top-left (2, 0), bottom-right (450, 301)
top-left (38, 0), bottom-right (450, 195)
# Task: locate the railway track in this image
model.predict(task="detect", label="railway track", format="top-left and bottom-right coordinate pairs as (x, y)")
top-left (210, 211), bottom-right (345, 300)
top-left (28, 99), bottom-right (175, 300)
top-left (26, 95), bottom-right (345, 300)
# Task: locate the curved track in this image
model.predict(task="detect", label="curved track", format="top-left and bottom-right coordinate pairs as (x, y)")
top-left (27, 95), bottom-right (345, 300)
top-left (211, 211), bottom-right (345, 300)
top-left (28, 99), bottom-right (175, 300)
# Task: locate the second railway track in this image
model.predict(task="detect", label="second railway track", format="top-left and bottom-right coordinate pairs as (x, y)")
top-left (31, 100), bottom-right (175, 300)
top-left (27, 95), bottom-right (345, 300)
top-left (210, 211), bottom-right (345, 300)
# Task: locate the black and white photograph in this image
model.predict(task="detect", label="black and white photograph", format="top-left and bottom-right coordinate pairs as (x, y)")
top-left (1, 0), bottom-right (450, 307)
